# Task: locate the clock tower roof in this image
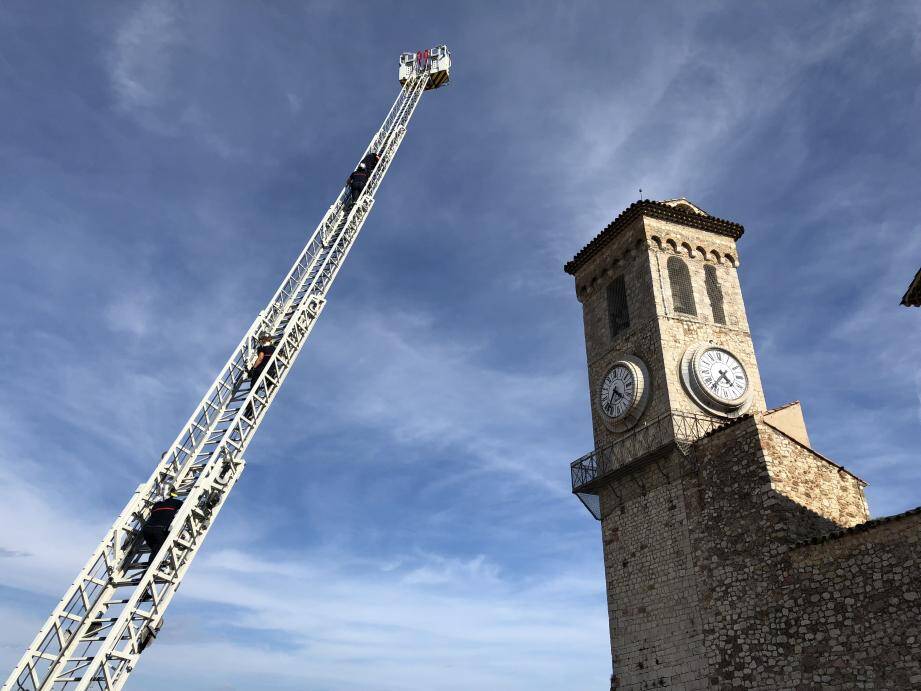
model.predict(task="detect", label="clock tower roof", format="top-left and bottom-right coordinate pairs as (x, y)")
top-left (564, 199), bottom-right (745, 275)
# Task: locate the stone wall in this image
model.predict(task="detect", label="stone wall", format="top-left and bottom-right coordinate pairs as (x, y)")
top-left (693, 509), bottom-right (921, 689)
top-left (777, 514), bottom-right (921, 689)
top-left (602, 414), bottom-right (920, 689)
top-left (577, 215), bottom-right (656, 366)
top-left (576, 216), bottom-right (667, 451)
top-left (759, 419), bottom-right (869, 531)
top-left (688, 416), bottom-right (921, 689)
top-left (600, 451), bottom-right (710, 690)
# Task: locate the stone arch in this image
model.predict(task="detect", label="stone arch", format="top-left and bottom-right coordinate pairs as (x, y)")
top-left (710, 249), bottom-right (722, 263)
top-left (665, 238), bottom-right (678, 253)
top-left (666, 255), bottom-right (697, 316)
top-left (704, 263), bottom-right (726, 324)
top-left (724, 253), bottom-right (736, 267)
top-left (681, 242), bottom-right (694, 257)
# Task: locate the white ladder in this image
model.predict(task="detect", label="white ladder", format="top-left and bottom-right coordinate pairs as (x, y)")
top-left (4, 46), bottom-right (450, 691)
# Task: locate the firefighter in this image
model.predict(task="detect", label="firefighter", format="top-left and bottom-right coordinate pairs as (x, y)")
top-left (346, 167), bottom-right (369, 207)
top-left (244, 334), bottom-right (277, 421)
top-left (142, 490), bottom-right (182, 565)
top-left (359, 151), bottom-right (380, 173)
top-left (248, 333), bottom-right (276, 389)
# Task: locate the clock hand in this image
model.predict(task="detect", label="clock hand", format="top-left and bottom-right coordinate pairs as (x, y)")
top-left (718, 369), bottom-right (731, 385)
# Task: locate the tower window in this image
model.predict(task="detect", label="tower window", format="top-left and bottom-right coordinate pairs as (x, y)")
top-left (607, 275), bottom-right (630, 339)
top-left (667, 256), bottom-right (697, 316)
top-left (705, 264), bottom-right (726, 325)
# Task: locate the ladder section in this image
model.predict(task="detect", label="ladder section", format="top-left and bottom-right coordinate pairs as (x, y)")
top-left (5, 45), bottom-right (447, 691)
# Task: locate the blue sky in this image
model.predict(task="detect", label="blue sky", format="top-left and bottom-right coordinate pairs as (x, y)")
top-left (1, 2), bottom-right (919, 689)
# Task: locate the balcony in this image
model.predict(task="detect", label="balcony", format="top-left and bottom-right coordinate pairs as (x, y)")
top-left (570, 410), bottom-right (720, 519)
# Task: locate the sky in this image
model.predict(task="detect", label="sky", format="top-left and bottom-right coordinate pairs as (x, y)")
top-left (1, 1), bottom-right (920, 689)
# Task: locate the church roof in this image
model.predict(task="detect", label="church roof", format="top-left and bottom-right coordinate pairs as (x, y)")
top-left (901, 267), bottom-right (921, 306)
top-left (660, 198), bottom-right (711, 216)
top-left (764, 401), bottom-right (801, 415)
top-left (794, 505), bottom-right (921, 548)
top-left (564, 199), bottom-right (745, 275)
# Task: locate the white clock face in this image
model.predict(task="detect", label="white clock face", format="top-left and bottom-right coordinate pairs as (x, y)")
top-left (694, 348), bottom-right (748, 403)
top-left (600, 364), bottom-right (636, 419)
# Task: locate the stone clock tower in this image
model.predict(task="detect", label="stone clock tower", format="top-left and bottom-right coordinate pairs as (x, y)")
top-left (567, 198), bottom-right (766, 456)
top-left (563, 199), bottom-right (919, 690)
top-left (565, 201), bottom-right (771, 687)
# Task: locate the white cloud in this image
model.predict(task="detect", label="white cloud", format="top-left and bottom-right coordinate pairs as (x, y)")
top-left (109, 0), bottom-right (180, 126)
top-left (0, 462), bottom-right (111, 597)
top-left (137, 544), bottom-right (609, 690)
top-left (106, 1), bottom-right (245, 158)
top-left (103, 287), bottom-right (155, 337)
top-left (523, 5), bottom-right (881, 248)
top-left (0, 459), bottom-right (609, 691)
top-left (295, 305), bottom-right (586, 495)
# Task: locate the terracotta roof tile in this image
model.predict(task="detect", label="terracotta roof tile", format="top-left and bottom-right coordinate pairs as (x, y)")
top-left (564, 200), bottom-right (745, 275)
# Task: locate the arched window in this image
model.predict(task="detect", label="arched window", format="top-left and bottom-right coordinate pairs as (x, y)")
top-left (667, 256), bottom-right (696, 316)
top-left (705, 264), bottom-right (726, 324)
top-left (607, 275), bottom-right (629, 339)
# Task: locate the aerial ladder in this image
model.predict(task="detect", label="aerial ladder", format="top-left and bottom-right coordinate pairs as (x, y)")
top-left (4, 46), bottom-right (451, 691)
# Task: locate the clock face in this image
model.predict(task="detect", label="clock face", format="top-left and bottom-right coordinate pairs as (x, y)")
top-left (597, 356), bottom-right (650, 430)
top-left (600, 364), bottom-right (636, 419)
top-left (694, 348), bottom-right (748, 403)
top-left (680, 343), bottom-right (752, 417)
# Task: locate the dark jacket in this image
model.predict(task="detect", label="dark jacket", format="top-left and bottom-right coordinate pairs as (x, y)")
top-left (146, 498), bottom-right (182, 530)
top-left (249, 344), bottom-right (276, 380)
top-left (348, 169), bottom-right (369, 190)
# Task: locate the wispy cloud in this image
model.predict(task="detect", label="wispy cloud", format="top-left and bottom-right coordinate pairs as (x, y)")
top-left (108, 0), bottom-right (180, 126)
top-left (0, 548), bottom-right (31, 559)
top-left (138, 545), bottom-right (608, 690)
top-left (302, 306), bottom-right (585, 493)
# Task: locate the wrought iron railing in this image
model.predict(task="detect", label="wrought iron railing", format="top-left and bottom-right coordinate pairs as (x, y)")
top-left (570, 410), bottom-right (719, 495)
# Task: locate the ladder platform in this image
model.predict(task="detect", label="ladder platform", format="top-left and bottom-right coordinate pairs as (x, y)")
top-left (399, 45), bottom-right (450, 90)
